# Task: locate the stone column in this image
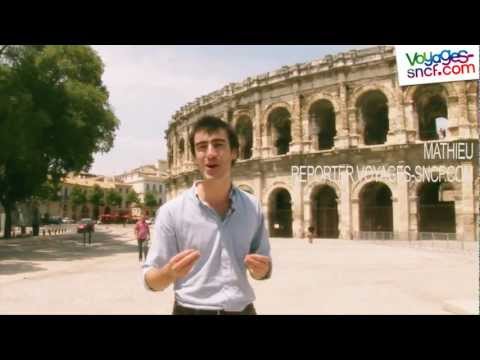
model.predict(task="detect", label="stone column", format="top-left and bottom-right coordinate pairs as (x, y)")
top-left (223, 110), bottom-right (230, 124)
top-left (456, 82), bottom-right (472, 138)
top-left (291, 176), bottom-right (304, 238)
top-left (351, 198), bottom-right (360, 239)
top-left (334, 83), bottom-right (350, 149)
top-left (396, 170), bottom-right (410, 239)
top-left (252, 173), bottom-right (262, 201)
top-left (388, 95), bottom-right (408, 145)
top-left (447, 93), bottom-right (460, 139)
top-left (289, 92), bottom-right (303, 154)
top-left (339, 170), bottom-right (352, 240)
top-left (253, 102), bottom-right (262, 159)
top-left (261, 108), bottom-right (271, 158)
top-left (348, 107), bottom-right (360, 147)
top-left (173, 132), bottom-right (178, 175)
top-left (456, 163), bottom-right (476, 240)
top-left (403, 97), bottom-right (418, 143)
top-left (303, 198), bottom-right (311, 239)
top-left (301, 100), bottom-right (312, 152)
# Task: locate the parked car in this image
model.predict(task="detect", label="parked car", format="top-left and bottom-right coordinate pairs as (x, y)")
top-left (77, 218), bottom-right (95, 233)
top-left (62, 217), bottom-right (75, 224)
top-left (41, 215), bottom-right (63, 225)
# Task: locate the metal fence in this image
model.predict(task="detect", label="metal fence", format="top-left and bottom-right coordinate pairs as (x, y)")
top-left (353, 231), bottom-right (464, 241)
top-left (352, 231), bottom-right (476, 252)
top-left (9, 224), bottom-right (77, 238)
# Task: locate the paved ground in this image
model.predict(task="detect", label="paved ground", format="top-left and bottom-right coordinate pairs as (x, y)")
top-left (0, 225), bottom-right (478, 315)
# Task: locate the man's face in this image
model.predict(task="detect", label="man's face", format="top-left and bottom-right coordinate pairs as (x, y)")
top-left (193, 129), bottom-right (237, 181)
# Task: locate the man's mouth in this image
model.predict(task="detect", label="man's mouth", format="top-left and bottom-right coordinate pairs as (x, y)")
top-left (206, 164), bottom-right (219, 169)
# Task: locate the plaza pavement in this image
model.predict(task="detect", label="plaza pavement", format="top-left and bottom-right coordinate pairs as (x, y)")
top-left (0, 225), bottom-right (478, 315)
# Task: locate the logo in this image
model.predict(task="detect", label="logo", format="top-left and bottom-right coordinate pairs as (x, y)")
top-left (395, 45), bottom-right (479, 86)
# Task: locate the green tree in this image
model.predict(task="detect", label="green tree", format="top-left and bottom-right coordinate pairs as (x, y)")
top-left (144, 191), bottom-right (158, 215)
top-left (125, 190), bottom-right (140, 208)
top-left (70, 185), bottom-right (87, 220)
top-left (88, 184), bottom-right (104, 220)
top-left (106, 189), bottom-right (122, 212)
top-left (0, 45), bottom-right (119, 238)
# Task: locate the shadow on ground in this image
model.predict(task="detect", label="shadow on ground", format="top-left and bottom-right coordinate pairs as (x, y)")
top-left (0, 226), bottom-right (138, 276)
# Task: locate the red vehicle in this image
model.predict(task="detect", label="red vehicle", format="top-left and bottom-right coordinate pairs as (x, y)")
top-left (77, 218), bottom-right (95, 233)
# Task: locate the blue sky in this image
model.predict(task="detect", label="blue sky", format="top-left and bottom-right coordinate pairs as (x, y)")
top-left (90, 45), bottom-right (372, 175)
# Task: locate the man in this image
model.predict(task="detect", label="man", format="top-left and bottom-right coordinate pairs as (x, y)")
top-left (134, 215), bottom-right (150, 262)
top-left (142, 116), bottom-right (272, 315)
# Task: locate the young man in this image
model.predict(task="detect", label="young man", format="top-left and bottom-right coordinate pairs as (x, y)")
top-left (134, 216), bottom-right (150, 262)
top-left (142, 116), bottom-right (271, 315)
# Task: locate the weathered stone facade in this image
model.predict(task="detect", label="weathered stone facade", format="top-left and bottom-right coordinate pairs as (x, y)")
top-left (165, 46), bottom-right (479, 241)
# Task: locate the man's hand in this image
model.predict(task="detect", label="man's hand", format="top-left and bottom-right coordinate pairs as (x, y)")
top-left (166, 249), bottom-right (201, 280)
top-left (244, 254), bottom-right (271, 280)
top-left (145, 249), bottom-right (201, 291)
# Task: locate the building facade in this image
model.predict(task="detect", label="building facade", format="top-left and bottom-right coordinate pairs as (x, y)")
top-left (115, 160), bottom-right (167, 205)
top-left (165, 46), bottom-right (479, 241)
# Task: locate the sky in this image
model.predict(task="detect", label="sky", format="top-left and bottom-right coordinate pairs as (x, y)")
top-left (89, 45), bottom-right (373, 176)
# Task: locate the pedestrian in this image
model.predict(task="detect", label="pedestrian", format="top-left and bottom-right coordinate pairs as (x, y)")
top-left (134, 216), bottom-right (150, 262)
top-left (307, 226), bottom-right (314, 244)
top-left (142, 116), bottom-right (272, 315)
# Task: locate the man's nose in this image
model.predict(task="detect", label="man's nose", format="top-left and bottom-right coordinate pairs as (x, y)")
top-left (206, 144), bottom-right (218, 157)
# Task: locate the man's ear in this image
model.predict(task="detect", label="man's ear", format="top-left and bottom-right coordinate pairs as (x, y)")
top-left (232, 148), bottom-right (238, 161)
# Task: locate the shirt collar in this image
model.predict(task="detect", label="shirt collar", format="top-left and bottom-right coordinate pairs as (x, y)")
top-left (190, 180), bottom-right (237, 209)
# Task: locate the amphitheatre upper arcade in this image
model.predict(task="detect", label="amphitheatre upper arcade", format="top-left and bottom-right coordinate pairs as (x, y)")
top-left (164, 46), bottom-right (479, 241)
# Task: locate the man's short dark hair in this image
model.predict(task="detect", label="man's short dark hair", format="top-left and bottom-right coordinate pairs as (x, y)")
top-left (189, 116), bottom-right (239, 165)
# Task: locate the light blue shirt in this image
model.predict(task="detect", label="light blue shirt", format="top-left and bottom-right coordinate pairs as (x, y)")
top-left (142, 182), bottom-right (271, 312)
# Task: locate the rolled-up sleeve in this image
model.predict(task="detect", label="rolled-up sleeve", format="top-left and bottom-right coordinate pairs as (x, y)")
top-left (142, 204), bottom-right (178, 291)
top-left (249, 201), bottom-right (272, 280)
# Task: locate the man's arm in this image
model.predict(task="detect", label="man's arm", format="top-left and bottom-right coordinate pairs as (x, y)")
top-left (145, 249), bottom-right (200, 291)
top-left (244, 201), bottom-right (272, 280)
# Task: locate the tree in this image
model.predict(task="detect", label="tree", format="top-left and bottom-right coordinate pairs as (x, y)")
top-left (125, 190), bottom-right (140, 208)
top-left (88, 184), bottom-right (104, 220)
top-left (70, 186), bottom-right (87, 220)
top-left (144, 191), bottom-right (158, 215)
top-left (105, 189), bottom-right (122, 212)
top-left (0, 45), bottom-right (119, 238)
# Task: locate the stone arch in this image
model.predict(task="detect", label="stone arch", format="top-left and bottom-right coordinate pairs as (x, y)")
top-left (411, 84), bottom-right (451, 141)
top-left (404, 82), bottom-right (458, 105)
top-left (307, 98), bottom-right (337, 150)
top-left (302, 92), bottom-right (341, 120)
top-left (178, 138), bottom-right (185, 163)
top-left (263, 182), bottom-right (295, 206)
top-left (466, 80), bottom-right (477, 95)
top-left (349, 84), bottom-right (397, 110)
top-left (265, 106), bottom-right (292, 155)
top-left (354, 89), bottom-right (390, 145)
top-left (309, 184), bottom-right (340, 238)
top-left (234, 115), bottom-right (253, 160)
top-left (475, 177), bottom-right (480, 197)
top-left (266, 186), bottom-right (293, 238)
top-left (304, 180), bottom-right (341, 204)
top-left (352, 175), bottom-right (397, 201)
top-left (358, 181), bottom-right (394, 233)
top-left (416, 181), bottom-right (458, 234)
top-left (263, 101), bottom-right (293, 123)
top-left (238, 184), bottom-right (255, 195)
top-left (232, 109), bottom-right (254, 129)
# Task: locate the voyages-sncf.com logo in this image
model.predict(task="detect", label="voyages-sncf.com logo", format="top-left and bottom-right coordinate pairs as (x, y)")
top-left (395, 45), bottom-right (479, 86)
